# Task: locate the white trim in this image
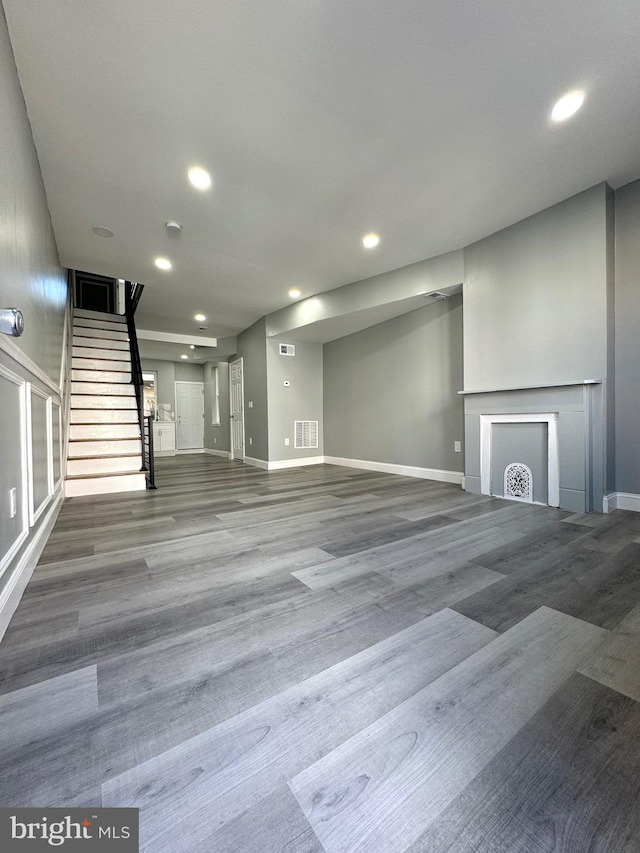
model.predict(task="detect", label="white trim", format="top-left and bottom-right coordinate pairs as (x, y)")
top-left (458, 380), bottom-right (600, 395)
top-left (235, 454), bottom-right (464, 480)
top-left (204, 448), bottom-right (231, 459)
top-left (0, 365), bottom-right (29, 579)
top-left (323, 456), bottom-right (464, 484)
top-left (0, 490), bottom-right (64, 642)
top-left (28, 385), bottom-right (54, 527)
top-left (243, 455), bottom-right (269, 470)
top-left (603, 492), bottom-right (640, 513)
top-left (266, 456), bottom-right (325, 470)
top-left (52, 400), bottom-right (63, 493)
top-left (480, 412), bottom-right (559, 507)
top-left (0, 333), bottom-right (62, 397)
top-left (175, 448), bottom-right (206, 455)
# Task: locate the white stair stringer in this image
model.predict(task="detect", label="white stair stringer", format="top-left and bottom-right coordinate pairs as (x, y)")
top-left (65, 310), bottom-right (147, 497)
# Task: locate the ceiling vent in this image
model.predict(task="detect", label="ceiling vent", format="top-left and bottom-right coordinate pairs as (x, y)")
top-left (279, 343), bottom-right (295, 356)
top-left (295, 420), bottom-right (318, 449)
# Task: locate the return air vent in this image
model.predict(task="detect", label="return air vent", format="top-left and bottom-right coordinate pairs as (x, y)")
top-left (294, 420), bottom-right (318, 449)
top-left (279, 343), bottom-right (295, 356)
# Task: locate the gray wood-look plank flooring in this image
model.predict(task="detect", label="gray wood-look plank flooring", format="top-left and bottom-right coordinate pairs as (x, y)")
top-left (1, 455), bottom-right (640, 852)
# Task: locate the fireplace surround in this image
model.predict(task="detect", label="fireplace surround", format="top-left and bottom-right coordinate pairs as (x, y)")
top-left (460, 381), bottom-right (604, 513)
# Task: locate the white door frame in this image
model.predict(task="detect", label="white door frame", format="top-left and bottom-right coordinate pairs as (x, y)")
top-left (229, 357), bottom-right (245, 461)
top-left (174, 380), bottom-right (205, 450)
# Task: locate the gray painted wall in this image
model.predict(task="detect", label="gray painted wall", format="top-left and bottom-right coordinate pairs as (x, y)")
top-left (0, 5), bottom-right (67, 384)
top-left (236, 318), bottom-right (268, 461)
top-left (141, 359), bottom-right (176, 419)
top-left (324, 296), bottom-right (464, 472)
top-left (204, 361), bottom-right (230, 453)
top-left (614, 179), bottom-right (640, 495)
top-left (0, 5), bottom-right (67, 639)
top-left (141, 358), bottom-right (205, 422)
top-left (463, 183), bottom-right (610, 391)
top-left (267, 338), bottom-right (323, 461)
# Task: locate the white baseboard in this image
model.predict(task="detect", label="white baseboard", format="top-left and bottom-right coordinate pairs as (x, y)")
top-left (323, 455), bottom-right (464, 485)
top-left (603, 492), bottom-right (640, 513)
top-left (243, 455), bottom-right (269, 470)
top-left (0, 489), bottom-right (64, 642)
top-left (244, 455), bottom-right (325, 471)
top-left (175, 448), bottom-right (206, 455)
top-left (266, 456), bottom-right (325, 471)
top-left (204, 448), bottom-right (231, 459)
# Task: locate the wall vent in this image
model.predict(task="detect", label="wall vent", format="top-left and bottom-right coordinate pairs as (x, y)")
top-left (504, 462), bottom-right (533, 503)
top-left (294, 420), bottom-right (318, 449)
top-left (279, 343), bottom-right (295, 356)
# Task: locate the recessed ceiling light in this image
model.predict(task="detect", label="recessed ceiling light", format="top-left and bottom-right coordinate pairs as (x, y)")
top-left (551, 90), bottom-right (585, 122)
top-left (154, 257), bottom-right (172, 270)
top-left (181, 354), bottom-right (188, 360)
top-left (190, 345), bottom-right (195, 350)
top-left (288, 288), bottom-right (301, 299)
top-left (92, 226), bottom-right (114, 238)
top-left (188, 167), bottom-right (212, 190)
top-left (362, 233), bottom-right (380, 249)
top-left (194, 313), bottom-right (206, 322)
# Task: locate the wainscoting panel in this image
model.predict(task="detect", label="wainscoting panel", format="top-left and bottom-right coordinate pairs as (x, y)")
top-left (28, 384), bottom-right (54, 526)
top-left (0, 365), bottom-right (29, 580)
top-left (0, 344), bottom-right (65, 641)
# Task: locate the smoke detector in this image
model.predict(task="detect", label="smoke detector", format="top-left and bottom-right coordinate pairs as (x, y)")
top-left (165, 221), bottom-right (182, 235)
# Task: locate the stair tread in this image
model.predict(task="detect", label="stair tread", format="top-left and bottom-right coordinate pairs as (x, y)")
top-left (69, 437), bottom-right (140, 442)
top-left (68, 452), bottom-right (142, 460)
top-left (65, 471), bottom-right (145, 480)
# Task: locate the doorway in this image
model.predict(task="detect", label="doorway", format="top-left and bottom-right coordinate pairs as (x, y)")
top-left (175, 381), bottom-right (204, 450)
top-left (74, 271), bottom-right (117, 314)
top-left (229, 358), bottom-right (245, 460)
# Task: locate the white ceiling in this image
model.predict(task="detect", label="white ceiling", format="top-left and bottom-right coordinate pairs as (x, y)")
top-left (5, 0), bottom-right (640, 341)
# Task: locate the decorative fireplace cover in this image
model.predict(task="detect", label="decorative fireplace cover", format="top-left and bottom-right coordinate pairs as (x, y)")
top-left (504, 462), bottom-right (533, 502)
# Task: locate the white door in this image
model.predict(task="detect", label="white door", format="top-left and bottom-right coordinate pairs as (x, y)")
top-left (175, 381), bottom-right (204, 450)
top-left (229, 358), bottom-right (244, 460)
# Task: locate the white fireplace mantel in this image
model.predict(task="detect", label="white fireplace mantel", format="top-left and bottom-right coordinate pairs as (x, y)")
top-left (458, 379), bottom-right (600, 395)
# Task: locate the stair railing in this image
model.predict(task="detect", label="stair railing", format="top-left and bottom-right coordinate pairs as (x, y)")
top-left (143, 416), bottom-right (157, 489)
top-left (124, 281), bottom-right (154, 486)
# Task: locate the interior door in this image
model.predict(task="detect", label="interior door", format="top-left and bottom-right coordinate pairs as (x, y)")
top-left (229, 358), bottom-right (244, 460)
top-left (175, 382), bottom-right (204, 450)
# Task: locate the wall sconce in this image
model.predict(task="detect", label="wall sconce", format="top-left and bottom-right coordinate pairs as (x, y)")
top-left (0, 308), bottom-right (24, 337)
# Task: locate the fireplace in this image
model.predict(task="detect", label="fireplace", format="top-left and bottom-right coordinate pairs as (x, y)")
top-left (460, 381), bottom-right (604, 513)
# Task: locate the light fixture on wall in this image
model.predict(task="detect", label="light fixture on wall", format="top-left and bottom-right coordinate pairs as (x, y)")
top-left (0, 308), bottom-right (24, 337)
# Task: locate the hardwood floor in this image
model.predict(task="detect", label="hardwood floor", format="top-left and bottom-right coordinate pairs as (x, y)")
top-left (1, 455), bottom-right (640, 852)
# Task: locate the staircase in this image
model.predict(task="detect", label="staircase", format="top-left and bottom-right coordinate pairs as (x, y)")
top-left (66, 308), bottom-right (147, 497)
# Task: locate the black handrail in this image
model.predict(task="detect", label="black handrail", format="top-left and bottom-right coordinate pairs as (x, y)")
top-left (124, 281), bottom-right (148, 476)
top-left (143, 416), bottom-right (157, 489)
